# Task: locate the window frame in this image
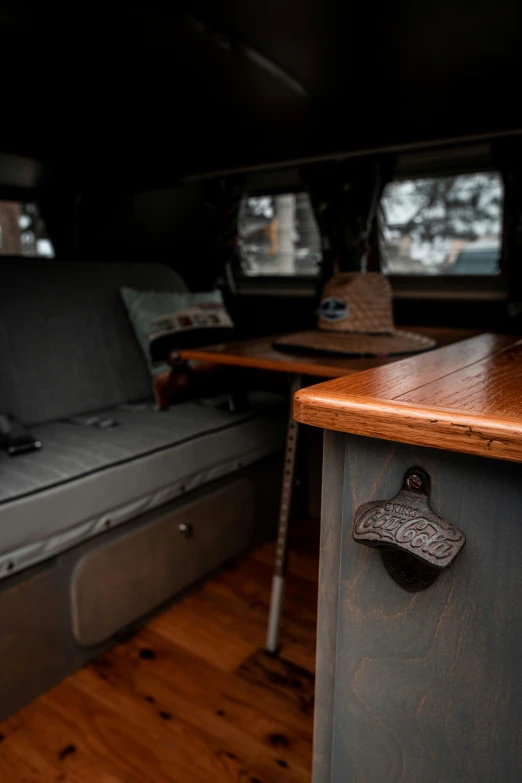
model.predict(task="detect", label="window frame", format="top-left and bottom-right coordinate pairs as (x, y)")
top-left (235, 188), bottom-right (322, 288)
top-left (233, 145), bottom-right (508, 301)
top-left (0, 196), bottom-right (55, 259)
top-left (381, 150), bottom-right (508, 301)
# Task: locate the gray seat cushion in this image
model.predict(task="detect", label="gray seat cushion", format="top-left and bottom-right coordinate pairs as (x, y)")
top-left (0, 260), bottom-right (186, 424)
top-left (0, 393), bottom-right (285, 579)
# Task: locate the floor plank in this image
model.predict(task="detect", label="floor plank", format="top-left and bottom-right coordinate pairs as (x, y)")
top-left (0, 520), bottom-right (319, 783)
top-left (237, 651), bottom-right (315, 717)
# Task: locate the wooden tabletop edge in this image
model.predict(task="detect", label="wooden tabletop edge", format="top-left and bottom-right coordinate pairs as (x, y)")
top-left (178, 346), bottom-right (361, 377)
top-left (293, 393), bottom-right (522, 462)
top-left (294, 393), bottom-right (522, 462)
top-left (293, 392), bottom-right (522, 431)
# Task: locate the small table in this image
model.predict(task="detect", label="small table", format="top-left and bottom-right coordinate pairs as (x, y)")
top-left (181, 327), bottom-right (479, 654)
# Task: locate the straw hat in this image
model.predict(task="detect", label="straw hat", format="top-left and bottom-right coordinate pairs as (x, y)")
top-left (273, 273), bottom-right (436, 357)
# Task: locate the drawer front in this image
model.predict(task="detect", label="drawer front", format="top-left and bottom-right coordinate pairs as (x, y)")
top-left (71, 478), bottom-right (254, 647)
top-left (326, 434), bottom-right (522, 783)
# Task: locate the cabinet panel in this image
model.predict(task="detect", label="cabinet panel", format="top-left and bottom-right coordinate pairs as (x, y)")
top-left (0, 562), bottom-right (70, 720)
top-left (330, 435), bottom-right (522, 783)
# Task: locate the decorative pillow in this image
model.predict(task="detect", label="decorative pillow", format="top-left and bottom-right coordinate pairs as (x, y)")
top-left (121, 288), bottom-right (235, 408)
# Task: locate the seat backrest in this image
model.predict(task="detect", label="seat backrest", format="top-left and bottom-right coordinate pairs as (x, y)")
top-left (0, 260), bottom-right (186, 424)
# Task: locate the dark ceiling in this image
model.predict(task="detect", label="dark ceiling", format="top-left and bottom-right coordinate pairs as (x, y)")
top-left (1, 1), bottom-right (521, 187)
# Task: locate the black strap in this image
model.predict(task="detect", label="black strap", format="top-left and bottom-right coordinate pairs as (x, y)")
top-left (0, 414), bottom-right (41, 456)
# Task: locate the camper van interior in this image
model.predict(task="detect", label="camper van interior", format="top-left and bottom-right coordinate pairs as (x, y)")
top-left (1, 3), bottom-right (522, 782)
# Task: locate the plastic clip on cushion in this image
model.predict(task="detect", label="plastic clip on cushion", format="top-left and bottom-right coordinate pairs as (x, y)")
top-left (66, 416), bottom-right (119, 429)
top-left (0, 414), bottom-right (42, 456)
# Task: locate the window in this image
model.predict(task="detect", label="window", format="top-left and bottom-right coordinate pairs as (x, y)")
top-left (238, 192), bottom-right (321, 276)
top-left (380, 172), bottom-right (503, 276)
top-left (0, 201), bottom-right (54, 257)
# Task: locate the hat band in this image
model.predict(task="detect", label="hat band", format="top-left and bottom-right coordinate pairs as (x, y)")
top-left (319, 322), bottom-right (395, 336)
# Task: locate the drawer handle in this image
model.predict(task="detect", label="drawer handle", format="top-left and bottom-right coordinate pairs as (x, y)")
top-left (178, 522), bottom-right (193, 538)
top-left (353, 468), bottom-right (465, 590)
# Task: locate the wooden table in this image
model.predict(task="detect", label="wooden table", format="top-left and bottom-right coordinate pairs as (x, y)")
top-left (294, 333), bottom-right (522, 782)
top-left (180, 327), bottom-right (479, 378)
top-left (181, 327), bottom-right (480, 655)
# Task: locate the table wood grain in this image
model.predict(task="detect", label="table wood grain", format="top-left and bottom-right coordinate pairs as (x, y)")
top-left (294, 332), bottom-right (522, 463)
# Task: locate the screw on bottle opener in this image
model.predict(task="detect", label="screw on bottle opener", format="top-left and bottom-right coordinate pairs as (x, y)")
top-left (352, 468), bottom-right (465, 591)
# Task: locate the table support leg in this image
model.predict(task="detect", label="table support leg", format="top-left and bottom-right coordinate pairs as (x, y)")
top-left (265, 373), bottom-right (302, 655)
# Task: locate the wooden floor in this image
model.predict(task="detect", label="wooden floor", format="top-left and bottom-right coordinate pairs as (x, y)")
top-left (0, 520), bottom-right (319, 783)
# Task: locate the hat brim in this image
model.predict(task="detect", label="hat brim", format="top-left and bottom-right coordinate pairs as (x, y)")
top-left (273, 329), bottom-right (437, 358)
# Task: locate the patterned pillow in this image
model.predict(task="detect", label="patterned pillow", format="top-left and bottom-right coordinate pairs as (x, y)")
top-left (121, 288), bottom-right (235, 408)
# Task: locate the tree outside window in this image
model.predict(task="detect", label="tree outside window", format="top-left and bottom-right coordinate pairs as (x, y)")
top-left (0, 202), bottom-right (54, 257)
top-left (380, 172), bottom-right (503, 275)
top-left (238, 192), bottom-right (321, 276)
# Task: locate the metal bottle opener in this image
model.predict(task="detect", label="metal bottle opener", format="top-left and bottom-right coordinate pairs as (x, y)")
top-left (353, 467), bottom-right (466, 591)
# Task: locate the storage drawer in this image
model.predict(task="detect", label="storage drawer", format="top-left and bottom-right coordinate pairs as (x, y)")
top-left (320, 432), bottom-right (522, 783)
top-left (71, 477), bottom-right (254, 647)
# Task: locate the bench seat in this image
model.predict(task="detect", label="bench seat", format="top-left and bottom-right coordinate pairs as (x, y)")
top-left (0, 393), bottom-right (285, 579)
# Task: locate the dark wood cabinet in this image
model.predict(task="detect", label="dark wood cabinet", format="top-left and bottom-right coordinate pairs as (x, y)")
top-left (295, 334), bottom-right (522, 782)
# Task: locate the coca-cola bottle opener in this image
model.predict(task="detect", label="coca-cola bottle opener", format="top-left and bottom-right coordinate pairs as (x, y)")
top-left (353, 467), bottom-right (466, 591)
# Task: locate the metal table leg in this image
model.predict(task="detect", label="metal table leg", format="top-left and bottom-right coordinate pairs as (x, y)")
top-left (265, 373), bottom-right (302, 655)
